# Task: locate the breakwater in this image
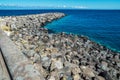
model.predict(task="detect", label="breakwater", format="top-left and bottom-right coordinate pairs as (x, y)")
top-left (0, 13), bottom-right (65, 80)
top-left (0, 13), bottom-right (120, 80)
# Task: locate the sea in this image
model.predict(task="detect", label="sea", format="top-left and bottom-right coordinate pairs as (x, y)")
top-left (0, 9), bottom-right (120, 52)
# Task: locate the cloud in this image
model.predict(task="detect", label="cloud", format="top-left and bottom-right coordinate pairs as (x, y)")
top-left (56, 5), bottom-right (87, 9)
top-left (0, 3), bottom-right (30, 8)
top-left (0, 4), bottom-right (29, 9)
top-left (0, 3), bottom-right (87, 9)
top-left (72, 6), bottom-right (87, 9)
top-left (63, 5), bottom-right (67, 8)
top-left (56, 5), bottom-right (67, 8)
top-left (0, 4), bottom-right (17, 7)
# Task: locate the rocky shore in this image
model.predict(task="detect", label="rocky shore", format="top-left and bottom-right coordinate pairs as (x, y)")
top-left (0, 13), bottom-right (120, 80)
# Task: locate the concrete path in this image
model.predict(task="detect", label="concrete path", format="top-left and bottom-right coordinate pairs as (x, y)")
top-left (0, 49), bottom-right (11, 80)
top-left (0, 30), bottom-right (45, 80)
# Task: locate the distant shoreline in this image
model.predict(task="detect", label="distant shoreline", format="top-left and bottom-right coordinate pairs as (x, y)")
top-left (0, 9), bottom-right (120, 10)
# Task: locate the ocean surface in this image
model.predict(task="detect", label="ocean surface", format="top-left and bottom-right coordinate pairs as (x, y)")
top-left (0, 10), bottom-right (120, 52)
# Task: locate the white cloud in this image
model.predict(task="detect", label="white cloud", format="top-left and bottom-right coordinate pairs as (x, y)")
top-left (56, 5), bottom-right (87, 9)
top-left (0, 4), bottom-right (17, 7)
top-left (0, 3), bottom-right (87, 9)
top-left (63, 5), bottom-right (67, 8)
top-left (72, 6), bottom-right (87, 9)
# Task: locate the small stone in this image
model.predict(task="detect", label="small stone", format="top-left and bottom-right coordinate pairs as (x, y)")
top-left (99, 71), bottom-right (113, 80)
top-left (117, 62), bottom-right (120, 67)
top-left (50, 59), bottom-right (63, 71)
top-left (71, 66), bottom-right (81, 75)
top-left (97, 76), bottom-right (105, 80)
top-left (72, 59), bottom-right (79, 65)
top-left (33, 53), bottom-right (41, 63)
top-left (67, 75), bottom-right (73, 80)
top-left (18, 34), bottom-right (22, 38)
top-left (73, 74), bottom-right (80, 80)
top-left (29, 45), bottom-right (35, 49)
top-left (60, 76), bottom-right (67, 80)
top-left (23, 50), bottom-right (35, 57)
top-left (48, 76), bottom-right (55, 80)
top-left (41, 56), bottom-right (49, 61)
top-left (54, 60), bottom-right (63, 70)
top-left (10, 24), bottom-right (17, 30)
top-left (80, 66), bottom-right (95, 77)
top-left (29, 50), bottom-right (36, 56)
top-left (50, 61), bottom-right (56, 71)
top-left (21, 39), bottom-right (28, 44)
top-left (42, 35), bottom-right (49, 43)
top-left (101, 61), bottom-right (108, 71)
top-left (42, 57), bottom-right (51, 70)
top-left (34, 63), bottom-right (48, 78)
top-left (50, 69), bottom-right (59, 80)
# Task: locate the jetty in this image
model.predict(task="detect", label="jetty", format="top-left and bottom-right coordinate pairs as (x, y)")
top-left (0, 13), bottom-right (119, 80)
top-left (0, 13), bottom-right (65, 80)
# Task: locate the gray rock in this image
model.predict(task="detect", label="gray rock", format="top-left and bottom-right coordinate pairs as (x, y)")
top-left (101, 61), bottom-right (108, 71)
top-left (22, 50), bottom-right (35, 57)
top-left (54, 60), bottom-right (63, 70)
top-left (117, 62), bottom-right (120, 67)
top-left (48, 76), bottom-right (55, 80)
top-left (33, 53), bottom-right (41, 63)
top-left (41, 56), bottom-right (51, 70)
top-left (80, 66), bottom-right (95, 78)
top-left (71, 66), bottom-right (81, 75)
top-left (10, 23), bottom-right (17, 30)
top-left (50, 59), bottom-right (63, 71)
top-left (99, 71), bottom-right (113, 80)
top-left (96, 76), bottom-right (105, 80)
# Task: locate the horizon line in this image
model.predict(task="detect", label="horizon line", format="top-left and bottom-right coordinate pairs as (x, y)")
top-left (0, 8), bottom-right (120, 10)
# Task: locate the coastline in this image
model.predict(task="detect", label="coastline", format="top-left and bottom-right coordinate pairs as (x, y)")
top-left (44, 16), bottom-right (120, 53)
top-left (0, 13), bottom-right (120, 80)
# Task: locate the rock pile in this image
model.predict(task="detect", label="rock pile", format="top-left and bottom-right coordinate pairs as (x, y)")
top-left (0, 13), bottom-right (65, 36)
top-left (0, 13), bottom-right (120, 80)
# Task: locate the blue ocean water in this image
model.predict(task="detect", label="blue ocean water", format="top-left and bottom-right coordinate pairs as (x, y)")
top-left (0, 10), bottom-right (120, 52)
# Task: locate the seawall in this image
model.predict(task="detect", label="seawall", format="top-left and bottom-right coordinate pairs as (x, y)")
top-left (0, 12), bottom-right (120, 80)
top-left (0, 13), bottom-right (65, 80)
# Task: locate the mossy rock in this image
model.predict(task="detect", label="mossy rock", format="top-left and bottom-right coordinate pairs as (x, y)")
top-left (20, 39), bottom-right (28, 44)
top-left (1, 26), bottom-right (11, 32)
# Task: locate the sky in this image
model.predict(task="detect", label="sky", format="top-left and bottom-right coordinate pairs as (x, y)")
top-left (0, 0), bottom-right (120, 9)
